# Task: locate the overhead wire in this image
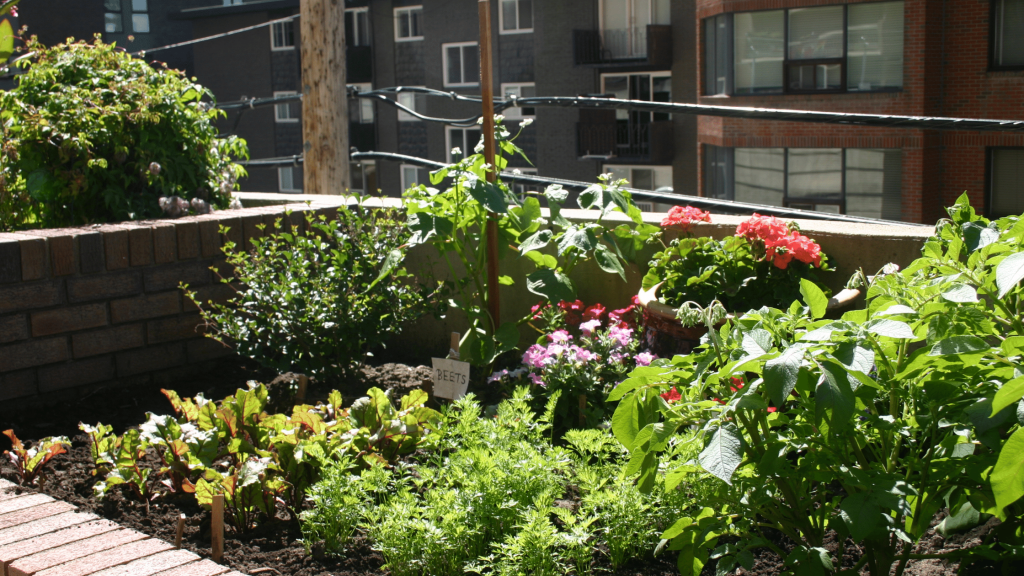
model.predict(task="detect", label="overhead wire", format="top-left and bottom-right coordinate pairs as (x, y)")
top-left (130, 14), bottom-right (300, 56)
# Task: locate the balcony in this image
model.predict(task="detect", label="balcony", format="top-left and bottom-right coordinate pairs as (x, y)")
top-left (577, 120), bottom-right (673, 164)
top-left (573, 25), bottom-right (671, 69)
top-left (347, 45), bottom-right (373, 84)
top-left (349, 121), bottom-right (376, 152)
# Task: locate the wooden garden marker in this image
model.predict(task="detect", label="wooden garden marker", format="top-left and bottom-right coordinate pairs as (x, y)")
top-left (431, 332), bottom-right (470, 401)
top-left (211, 494), bottom-right (224, 562)
top-left (174, 513), bottom-right (186, 549)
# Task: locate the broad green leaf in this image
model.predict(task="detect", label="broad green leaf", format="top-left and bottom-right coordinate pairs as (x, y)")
top-left (544, 184), bottom-right (568, 204)
top-left (469, 179), bottom-right (508, 213)
top-left (936, 502), bottom-right (983, 537)
top-left (800, 279), bottom-right (828, 319)
top-left (864, 319), bottom-right (915, 340)
top-left (815, 360), bottom-right (856, 429)
top-left (526, 269), bottom-right (575, 302)
top-left (594, 244), bottom-right (626, 281)
top-left (839, 492), bottom-right (880, 542)
top-left (612, 396), bottom-right (641, 449)
top-left (741, 329), bottom-right (772, 357)
top-left (992, 376), bottom-right (1024, 416)
top-left (494, 321), bottom-right (520, 354)
top-left (929, 336), bottom-right (990, 356)
top-left (0, 19), bottom-right (12, 61)
top-left (996, 252), bottom-right (1024, 298)
top-left (698, 424), bottom-right (743, 485)
top-left (834, 341), bottom-right (875, 375)
top-left (1003, 336), bottom-right (1024, 356)
top-left (963, 222), bottom-right (999, 253)
top-left (523, 250), bottom-right (557, 269)
top-left (941, 283), bottom-right (979, 303)
top-left (518, 229), bottom-right (553, 254)
top-left (764, 346), bottom-right (802, 407)
top-left (497, 275), bottom-right (514, 286)
top-left (877, 304), bottom-right (917, 316)
top-left (992, 427), bottom-right (1024, 516)
top-left (557, 225), bottom-right (598, 255)
top-left (965, 399), bottom-right (1011, 433)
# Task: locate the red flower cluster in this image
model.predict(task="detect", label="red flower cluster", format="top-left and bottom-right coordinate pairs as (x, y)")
top-left (661, 206), bottom-right (711, 233)
top-left (608, 296), bottom-right (640, 330)
top-left (660, 387), bottom-right (682, 404)
top-left (557, 300), bottom-right (586, 326)
top-left (714, 377), bottom-right (776, 412)
top-left (735, 214), bottom-right (823, 270)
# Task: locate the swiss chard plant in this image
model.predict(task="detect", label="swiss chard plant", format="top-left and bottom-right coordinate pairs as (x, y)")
top-left (1, 430), bottom-right (68, 488)
top-left (611, 195), bottom-right (1024, 575)
top-left (404, 118), bottom-right (659, 366)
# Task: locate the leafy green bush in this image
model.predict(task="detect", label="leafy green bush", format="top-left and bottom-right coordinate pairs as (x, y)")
top-left (614, 195), bottom-right (1024, 575)
top-left (0, 37), bottom-right (247, 231)
top-left (188, 206), bottom-right (442, 382)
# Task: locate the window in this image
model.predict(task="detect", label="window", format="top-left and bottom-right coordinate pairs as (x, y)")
top-left (443, 42), bottom-right (480, 87)
top-left (447, 127), bottom-right (482, 163)
top-left (601, 72), bottom-right (671, 121)
top-left (348, 84), bottom-right (374, 124)
top-left (395, 6), bottom-right (423, 41)
top-left (274, 91), bottom-right (299, 123)
top-left (989, 149), bottom-right (1024, 217)
top-left (346, 8), bottom-right (371, 47)
top-left (350, 161), bottom-right (377, 194)
top-left (279, 166), bottom-right (302, 193)
top-left (397, 87), bottom-right (428, 121)
top-left (501, 83), bottom-right (536, 119)
top-left (401, 164), bottom-right (423, 191)
top-left (704, 145), bottom-right (902, 219)
top-left (606, 165), bottom-right (672, 190)
top-left (271, 20), bottom-right (295, 50)
top-left (104, 0), bottom-right (122, 34)
top-left (500, 0), bottom-right (533, 33)
top-left (600, 0), bottom-right (672, 59)
top-left (993, 0), bottom-right (1024, 68)
top-left (131, 0), bottom-right (149, 33)
top-left (708, 2), bottom-right (903, 95)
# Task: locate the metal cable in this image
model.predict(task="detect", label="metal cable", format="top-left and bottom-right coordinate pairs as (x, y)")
top-left (130, 14), bottom-right (300, 56)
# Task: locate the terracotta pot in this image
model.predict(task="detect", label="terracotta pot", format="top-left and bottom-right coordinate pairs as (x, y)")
top-left (636, 283), bottom-right (862, 358)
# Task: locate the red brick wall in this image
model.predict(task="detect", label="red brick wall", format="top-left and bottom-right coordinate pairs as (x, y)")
top-left (692, 0), bottom-right (1024, 223)
top-left (0, 204), bottom-right (332, 402)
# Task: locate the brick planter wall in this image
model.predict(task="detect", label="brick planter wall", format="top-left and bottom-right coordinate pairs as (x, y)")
top-left (0, 203), bottom-right (336, 402)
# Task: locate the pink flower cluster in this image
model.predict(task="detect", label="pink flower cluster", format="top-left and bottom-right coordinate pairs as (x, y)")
top-left (661, 206), bottom-right (711, 233)
top-left (735, 213), bottom-right (823, 270)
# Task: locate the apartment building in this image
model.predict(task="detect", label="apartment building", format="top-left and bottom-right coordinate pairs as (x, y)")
top-left (178, 0), bottom-right (699, 204)
top-left (695, 0), bottom-right (1024, 224)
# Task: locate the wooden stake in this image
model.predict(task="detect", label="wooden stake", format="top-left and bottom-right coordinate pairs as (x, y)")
top-left (478, 0), bottom-right (501, 330)
top-left (449, 332), bottom-right (461, 360)
top-left (300, 0), bottom-right (349, 195)
top-left (211, 494), bottom-right (224, 563)
top-left (295, 374), bottom-right (308, 403)
top-left (579, 394), bottom-right (587, 427)
top-left (174, 514), bottom-right (186, 549)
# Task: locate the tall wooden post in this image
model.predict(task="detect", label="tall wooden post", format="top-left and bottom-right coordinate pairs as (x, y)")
top-left (479, 0), bottom-right (501, 329)
top-left (300, 0), bottom-right (348, 195)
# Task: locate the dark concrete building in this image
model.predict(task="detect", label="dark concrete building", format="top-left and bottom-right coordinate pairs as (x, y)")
top-left (178, 0), bottom-right (698, 201)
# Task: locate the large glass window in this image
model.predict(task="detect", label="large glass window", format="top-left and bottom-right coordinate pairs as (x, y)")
top-left (348, 84), bottom-right (374, 124)
top-left (993, 0), bottom-right (1024, 68)
top-left (395, 6), bottom-right (423, 41)
top-left (990, 149), bottom-right (1024, 217)
top-left (346, 8), bottom-right (370, 47)
top-left (447, 127), bottom-right (483, 163)
top-left (501, 83), bottom-right (536, 119)
top-left (443, 42), bottom-right (480, 87)
top-left (271, 21), bottom-right (295, 50)
top-left (104, 0), bottom-right (122, 34)
top-left (131, 0), bottom-right (149, 34)
top-left (279, 166), bottom-right (302, 193)
top-left (704, 146), bottom-right (902, 219)
top-left (709, 2), bottom-right (903, 95)
top-left (274, 91), bottom-right (299, 123)
top-left (501, 0), bottom-right (533, 33)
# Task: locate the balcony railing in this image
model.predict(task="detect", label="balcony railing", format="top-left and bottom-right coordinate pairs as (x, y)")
top-left (347, 45), bottom-right (373, 83)
top-left (577, 120), bottom-right (673, 164)
top-left (573, 25), bottom-right (671, 68)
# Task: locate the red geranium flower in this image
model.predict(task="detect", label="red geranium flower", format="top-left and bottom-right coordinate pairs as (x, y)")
top-left (583, 303), bottom-right (606, 321)
top-left (661, 206), bottom-right (711, 233)
top-left (660, 387), bottom-right (682, 404)
top-left (558, 299), bottom-right (585, 327)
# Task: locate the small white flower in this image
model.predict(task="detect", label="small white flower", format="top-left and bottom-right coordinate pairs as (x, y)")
top-left (512, 169), bottom-right (522, 175)
top-left (482, 163), bottom-right (492, 170)
top-left (499, 130), bottom-right (511, 139)
top-left (493, 114), bottom-right (505, 123)
top-left (474, 141), bottom-right (485, 153)
top-left (451, 146), bottom-right (462, 157)
top-left (477, 117), bottom-right (485, 125)
top-left (520, 118), bottom-right (534, 127)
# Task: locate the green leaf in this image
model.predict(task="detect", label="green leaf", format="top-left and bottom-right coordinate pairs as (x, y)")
top-left (523, 250), bottom-right (557, 269)
top-left (526, 269), bottom-right (575, 303)
top-left (612, 396), bottom-right (641, 449)
top-left (698, 424), bottom-right (744, 485)
top-left (494, 321), bottom-right (520, 354)
top-left (864, 319), bottom-right (915, 340)
top-left (800, 279), bottom-right (828, 319)
top-left (544, 184), bottom-right (568, 204)
top-left (469, 179), bottom-right (508, 214)
top-left (764, 346), bottom-right (803, 407)
top-left (941, 283), bottom-right (979, 303)
top-left (877, 304), bottom-right (917, 316)
top-left (963, 222), bottom-right (1000, 253)
top-left (839, 492), bottom-right (880, 542)
top-left (815, 360), bottom-right (856, 429)
top-left (518, 229), bottom-right (553, 254)
top-left (929, 336), bottom-right (990, 356)
top-left (936, 502), bottom-right (983, 537)
top-left (365, 249), bottom-right (403, 292)
top-left (992, 376), bottom-right (1024, 416)
top-left (0, 19), bottom-right (13, 61)
top-left (996, 252), bottom-right (1024, 298)
top-left (742, 329), bottom-right (772, 357)
top-left (594, 244), bottom-right (626, 282)
top-left (557, 225), bottom-right (598, 255)
top-left (992, 427), bottom-right (1024, 516)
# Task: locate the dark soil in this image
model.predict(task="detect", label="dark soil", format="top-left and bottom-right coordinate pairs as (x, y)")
top-left (0, 357), bottom-right (1014, 576)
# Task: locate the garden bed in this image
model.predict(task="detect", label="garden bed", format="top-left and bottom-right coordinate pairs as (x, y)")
top-left (0, 356), bottom-right (1008, 576)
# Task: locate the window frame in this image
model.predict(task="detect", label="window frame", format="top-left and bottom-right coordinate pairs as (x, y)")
top-left (348, 83), bottom-right (374, 124)
top-left (442, 42), bottom-right (481, 88)
top-left (346, 7), bottom-right (371, 47)
top-left (501, 82), bottom-right (536, 119)
top-left (986, 146), bottom-right (1024, 217)
top-left (271, 20), bottom-right (296, 51)
top-left (703, 13), bottom-right (733, 96)
top-left (446, 126), bottom-right (483, 163)
top-left (499, 0), bottom-right (534, 35)
top-left (394, 6), bottom-right (424, 42)
top-left (273, 91), bottom-right (299, 123)
top-left (990, 0), bottom-right (1024, 70)
top-left (401, 164), bottom-right (422, 191)
top-left (397, 86), bottom-right (427, 122)
top-left (705, 2), bottom-right (905, 96)
top-left (278, 166), bottom-right (302, 193)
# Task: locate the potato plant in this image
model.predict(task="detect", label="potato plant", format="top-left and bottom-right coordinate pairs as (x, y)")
top-left (83, 383), bottom-right (440, 531)
top-left (611, 194), bottom-right (1024, 575)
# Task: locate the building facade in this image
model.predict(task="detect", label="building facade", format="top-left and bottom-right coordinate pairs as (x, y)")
top-left (694, 0), bottom-right (1024, 223)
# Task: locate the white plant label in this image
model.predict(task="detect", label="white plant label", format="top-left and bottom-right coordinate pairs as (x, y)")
top-left (431, 357), bottom-right (470, 400)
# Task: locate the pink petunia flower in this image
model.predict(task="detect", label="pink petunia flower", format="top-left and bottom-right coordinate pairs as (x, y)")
top-left (635, 352), bottom-right (657, 366)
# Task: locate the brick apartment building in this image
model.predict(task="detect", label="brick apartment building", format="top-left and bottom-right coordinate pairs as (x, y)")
top-left (177, 0), bottom-right (698, 205)
top-left (696, 0), bottom-right (1024, 223)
